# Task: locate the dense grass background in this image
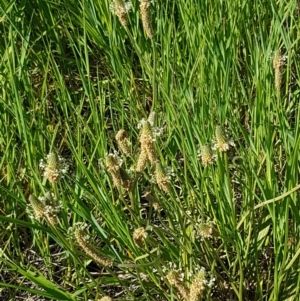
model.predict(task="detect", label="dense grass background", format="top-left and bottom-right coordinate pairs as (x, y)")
top-left (0, 0), bottom-right (300, 300)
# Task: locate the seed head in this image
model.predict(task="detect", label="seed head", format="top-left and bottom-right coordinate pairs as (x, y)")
top-left (139, 0), bottom-right (153, 39)
top-left (108, 171), bottom-right (123, 187)
top-left (166, 271), bottom-right (189, 300)
top-left (133, 227), bottom-right (148, 248)
top-left (273, 50), bottom-right (285, 90)
top-left (38, 192), bottom-right (59, 226)
top-left (140, 120), bottom-right (154, 143)
top-left (147, 111), bottom-right (156, 126)
top-left (196, 220), bottom-right (219, 240)
top-left (145, 143), bottom-right (157, 164)
top-left (105, 153), bottom-right (131, 189)
top-left (115, 129), bottom-right (131, 156)
top-left (136, 119), bottom-right (157, 168)
top-left (155, 162), bottom-right (170, 193)
top-left (48, 152), bottom-right (59, 169)
top-left (99, 297), bottom-right (113, 301)
top-left (41, 192), bottom-right (61, 226)
top-left (28, 193), bottom-right (61, 226)
top-left (214, 125), bottom-right (235, 152)
top-left (110, 0), bottom-right (132, 26)
top-left (29, 195), bottom-right (45, 219)
top-left (40, 152), bottom-right (69, 184)
top-left (105, 154), bottom-right (122, 187)
top-left (75, 227), bottom-right (113, 267)
top-left (136, 147), bottom-right (148, 172)
top-left (105, 153), bottom-right (121, 171)
top-left (189, 268), bottom-right (207, 301)
top-left (200, 144), bottom-right (215, 166)
top-left (273, 50), bottom-right (285, 69)
top-left (152, 202), bottom-right (160, 211)
top-left (287, 236), bottom-right (296, 247)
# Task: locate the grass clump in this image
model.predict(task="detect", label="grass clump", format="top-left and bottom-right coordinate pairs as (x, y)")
top-left (0, 0), bottom-right (300, 301)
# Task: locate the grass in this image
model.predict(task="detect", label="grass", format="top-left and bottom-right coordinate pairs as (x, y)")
top-left (0, 0), bottom-right (300, 300)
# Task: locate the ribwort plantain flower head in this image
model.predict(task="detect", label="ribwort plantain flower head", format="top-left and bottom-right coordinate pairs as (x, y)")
top-left (115, 129), bottom-right (131, 156)
top-left (28, 193), bottom-right (61, 226)
top-left (135, 147), bottom-right (148, 172)
top-left (105, 153), bottom-right (131, 189)
top-left (272, 50), bottom-right (287, 90)
top-left (155, 162), bottom-right (171, 193)
top-left (98, 297), bottom-right (113, 301)
top-left (213, 125), bottom-right (235, 152)
top-left (273, 50), bottom-right (286, 69)
top-left (74, 223), bottom-right (113, 267)
top-left (28, 195), bottom-right (45, 219)
top-left (189, 267), bottom-right (207, 301)
top-left (195, 220), bottom-right (219, 240)
top-left (139, 120), bottom-right (154, 142)
top-left (166, 270), bottom-right (189, 300)
top-left (139, 0), bottom-right (153, 39)
top-left (105, 152), bottom-right (122, 171)
top-left (137, 112), bottom-right (163, 138)
top-left (199, 144), bottom-right (215, 166)
top-left (105, 153), bottom-right (122, 186)
top-left (40, 152), bottom-right (69, 184)
top-left (110, 0), bottom-right (132, 26)
top-left (136, 112), bottom-right (164, 170)
top-left (137, 113), bottom-right (160, 167)
top-left (147, 111), bottom-right (156, 126)
top-left (132, 227), bottom-right (148, 248)
top-left (40, 192), bottom-right (61, 226)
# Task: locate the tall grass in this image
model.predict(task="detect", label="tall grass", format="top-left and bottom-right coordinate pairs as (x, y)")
top-left (0, 0), bottom-right (300, 300)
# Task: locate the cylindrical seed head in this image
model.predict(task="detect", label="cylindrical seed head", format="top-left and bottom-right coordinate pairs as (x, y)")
top-left (198, 222), bottom-right (219, 239)
top-left (140, 121), bottom-right (153, 142)
top-left (166, 271), bottom-right (190, 300)
top-left (215, 125), bottom-right (233, 152)
top-left (105, 154), bottom-right (120, 171)
top-left (44, 152), bottom-right (60, 183)
top-left (136, 147), bottom-right (148, 172)
top-left (189, 268), bottom-right (207, 301)
top-left (75, 228), bottom-right (113, 267)
top-left (201, 144), bottom-right (214, 166)
top-left (29, 195), bottom-right (45, 219)
top-left (155, 162), bottom-right (170, 193)
top-left (116, 129), bottom-right (131, 156)
top-left (273, 50), bottom-right (285, 90)
top-left (139, 0), bottom-right (153, 39)
top-left (106, 154), bottom-right (123, 187)
top-left (133, 227), bottom-right (148, 248)
top-left (115, 0), bottom-right (130, 26)
top-left (98, 297), bottom-right (113, 301)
